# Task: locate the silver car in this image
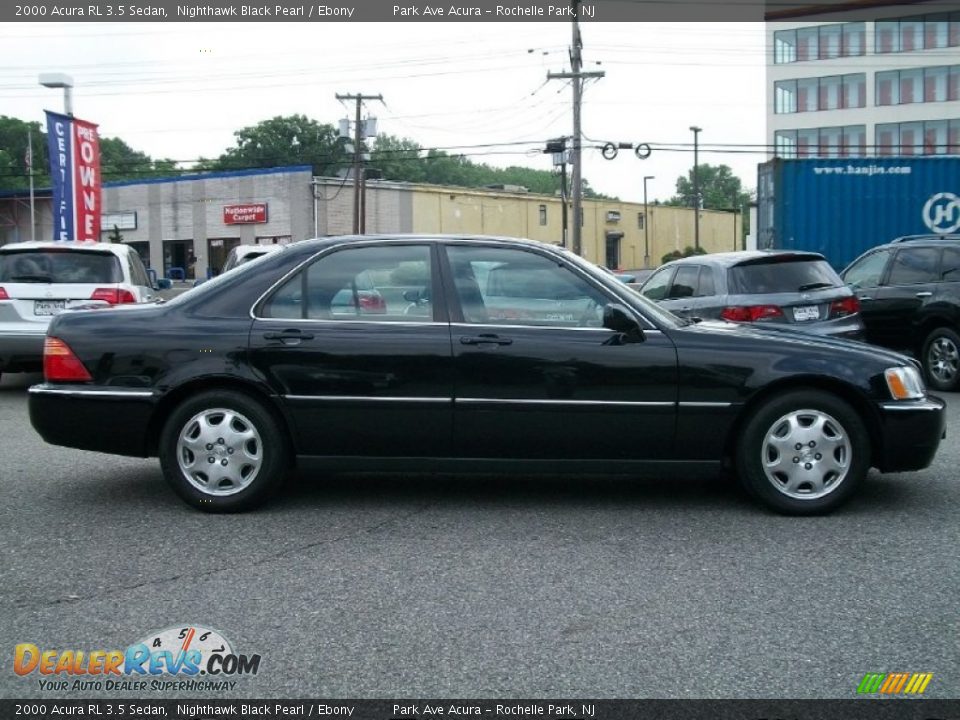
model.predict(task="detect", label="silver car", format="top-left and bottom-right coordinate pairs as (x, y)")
top-left (638, 250), bottom-right (865, 339)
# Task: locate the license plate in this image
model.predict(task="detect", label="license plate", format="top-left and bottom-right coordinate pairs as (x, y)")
top-left (793, 305), bottom-right (820, 322)
top-left (34, 300), bottom-right (66, 316)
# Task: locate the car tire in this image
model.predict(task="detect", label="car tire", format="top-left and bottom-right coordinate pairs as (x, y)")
top-left (921, 327), bottom-right (960, 392)
top-left (736, 390), bottom-right (870, 516)
top-left (159, 390), bottom-right (290, 512)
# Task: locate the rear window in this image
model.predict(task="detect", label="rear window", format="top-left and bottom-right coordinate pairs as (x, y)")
top-left (728, 258), bottom-right (842, 295)
top-left (0, 250), bottom-right (122, 284)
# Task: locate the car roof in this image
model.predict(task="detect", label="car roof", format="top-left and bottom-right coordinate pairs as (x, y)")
top-left (664, 250), bottom-right (826, 268)
top-left (279, 234), bottom-right (563, 259)
top-left (0, 241), bottom-right (133, 256)
top-left (886, 234), bottom-right (960, 246)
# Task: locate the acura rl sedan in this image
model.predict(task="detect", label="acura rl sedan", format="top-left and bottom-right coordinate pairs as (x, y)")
top-left (29, 235), bottom-right (945, 515)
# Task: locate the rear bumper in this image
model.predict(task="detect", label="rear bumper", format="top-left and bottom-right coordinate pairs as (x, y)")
top-left (876, 396), bottom-right (946, 472)
top-left (803, 316), bottom-right (865, 341)
top-left (0, 331), bottom-right (46, 372)
top-left (28, 384), bottom-right (157, 457)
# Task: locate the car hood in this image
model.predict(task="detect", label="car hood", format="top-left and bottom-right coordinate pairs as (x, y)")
top-left (684, 319), bottom-right (917, 368)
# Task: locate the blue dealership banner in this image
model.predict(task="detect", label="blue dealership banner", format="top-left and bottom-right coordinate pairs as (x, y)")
top-left (44, 109), bottom-right (101, 242)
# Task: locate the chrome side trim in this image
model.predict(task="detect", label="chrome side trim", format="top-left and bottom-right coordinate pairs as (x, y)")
top-left (678, 401), bottom-right (734, 408)
top-left (283, 395), bottom-right (451, 403)
top-left (456, 397), bottom-right (674, 407)
top-left (28, 386), bottom-right (154, 398)
top-left (880, 400), bottom-right (945, 411)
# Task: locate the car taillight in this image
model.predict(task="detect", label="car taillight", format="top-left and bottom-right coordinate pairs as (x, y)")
top-left (720, 305), bottom-right (784, 322)
top-left (43, 337), bottom-right (92, 383)
top-left (90, 288), bottom-right (136, 304)
top-left (0, 287), bottom-right (8, 300)
top-left (358, 293), bottom-right (387, 313)
top-left (830, 296), bottom-right (860, 318)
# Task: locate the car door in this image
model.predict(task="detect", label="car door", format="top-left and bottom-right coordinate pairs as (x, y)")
top-left (248, 242), bottom-right (454, 458)
top-left (869, 246), bottom-right (940, 349)
top-left (443, 242), bottom-right (678, 462)
top-left (843, 247), bottom-right (895, 347)
top-left (657, 264), bottom-right (717, 319)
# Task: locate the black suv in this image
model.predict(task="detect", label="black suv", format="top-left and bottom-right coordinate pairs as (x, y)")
top-left (841, 235), bottom-right (960, 391)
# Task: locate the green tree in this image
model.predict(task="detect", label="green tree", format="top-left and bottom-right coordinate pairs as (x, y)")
top-left (667, 163), bottom-right (752, 241)
top-left (215, 115), bottom-right (348, 177)
top-left (0, 116), bottom-right (48, 191)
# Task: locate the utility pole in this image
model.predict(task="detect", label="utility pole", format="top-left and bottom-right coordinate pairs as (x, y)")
top-left (690, 125), bottom-right (702, 251)
top-left (547, 1), bottom-right (604, 257)
top-left (643, 175), bottom-right (654, 268)
top-left (336, 92), bottom-right (383, 234)
top-left (27, 128), bottom-right (35, 242)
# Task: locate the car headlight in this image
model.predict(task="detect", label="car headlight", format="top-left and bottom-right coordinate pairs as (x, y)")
top-left (884, 366), bottom-right (925, 400)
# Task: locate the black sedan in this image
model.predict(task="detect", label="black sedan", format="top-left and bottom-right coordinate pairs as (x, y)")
top-left (29, 235), bottom-right (945, 515)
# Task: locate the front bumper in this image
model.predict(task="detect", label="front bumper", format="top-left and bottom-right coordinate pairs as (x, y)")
top-left (876, 396), bottom-right (946, 472)
top-left (28, 384), bottom-right (157, 457)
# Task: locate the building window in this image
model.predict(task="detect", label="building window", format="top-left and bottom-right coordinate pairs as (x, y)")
top-left (538, 204), bottom-right (547, 226)
top-left (875, 12), bottom-right (960, 53)
top-left (637, 213), bottom-right (645, 230)
top-left (775, 80), bottom-right (797, 113)
top-left (774, 23), bottom-right (865, 64)
top-left (775, 126), bottom-right (866, 159)
top-left (843, 74), bottom-right (865, 108)
top-left (774, 29), bottom-right (797, 64)
top-left (875, 119), bottom-right (960, 155)
top-left (876, 65), bottom-right (960, 106)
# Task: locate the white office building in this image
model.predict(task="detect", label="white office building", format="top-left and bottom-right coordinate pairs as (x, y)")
top-left (767, 12), bottom-right (960, 158)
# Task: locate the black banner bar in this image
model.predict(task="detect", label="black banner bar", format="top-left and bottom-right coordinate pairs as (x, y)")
top-left (4, 699), bottom-right (960, 720)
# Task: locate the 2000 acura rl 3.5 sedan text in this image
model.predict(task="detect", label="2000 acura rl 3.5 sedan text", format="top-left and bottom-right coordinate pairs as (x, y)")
top-left (29, 235), bottom-right (946, 515)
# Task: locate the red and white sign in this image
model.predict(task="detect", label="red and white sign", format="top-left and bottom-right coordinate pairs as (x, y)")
top-left (223, 203), bottom-right (268, 225)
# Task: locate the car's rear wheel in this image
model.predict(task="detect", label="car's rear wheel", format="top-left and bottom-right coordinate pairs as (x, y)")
top-left (921, 327), bottom-right (960, 392)
top-left (159, 390), bottom-right (290, 512)
top-left (736, 390), bottom-right (870, 515)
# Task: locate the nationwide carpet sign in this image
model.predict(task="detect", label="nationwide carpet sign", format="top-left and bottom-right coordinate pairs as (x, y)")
top-left (44, 110), bottom-right (101, 242)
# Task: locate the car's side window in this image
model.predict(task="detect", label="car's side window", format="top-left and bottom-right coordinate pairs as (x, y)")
top-left (843, 249), bottom-right (893, 289)
top-left (445, 245), bottom-right (608, 328)
top-left (640, 267), bottom-right (675, 301)
top-left (696, 266), bottom-right (716, 296)
top-left (669, 266), bottom-right (699, 299)
top-left (940, 248), bottom-right (960, 281)
top-left (260, 245), bottom-right (433, 322)
top-left (887, 247), bottom-right (940, 285)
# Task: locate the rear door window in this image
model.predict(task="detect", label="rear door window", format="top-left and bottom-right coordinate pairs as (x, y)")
top-left (888, 247), bottom-right (939, 285)
top-left (729, 258), bottom-right (841, 295)
top-left (668, 266), bottom-right (699, 299)
top-left (0, 250), bottom-right (122, 284)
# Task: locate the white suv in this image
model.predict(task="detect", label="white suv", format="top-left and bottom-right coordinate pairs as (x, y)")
top-left (0, 241), bottom-right (156, 380)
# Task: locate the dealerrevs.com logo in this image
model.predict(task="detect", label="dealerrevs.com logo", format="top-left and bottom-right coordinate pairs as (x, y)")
top-left (857, 672), bottom-right (933, 695)
top-left (13, 625), bottom-right (261, 692)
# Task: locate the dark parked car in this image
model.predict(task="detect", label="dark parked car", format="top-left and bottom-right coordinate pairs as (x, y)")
top-left (29, 235), bottom-right (944, 516)
top-left (638, 250), bottom-right (864, 339)
top-left (841, 235), bottom-right (960, 392)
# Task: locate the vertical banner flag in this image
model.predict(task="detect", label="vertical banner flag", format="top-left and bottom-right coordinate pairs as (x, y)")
top-left (44, 110), bottom-right (101, 242)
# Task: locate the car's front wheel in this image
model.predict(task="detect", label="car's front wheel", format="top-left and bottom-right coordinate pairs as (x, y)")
top-left (159, 390), bottom-right (290, 512)
top-left (921, 327), bottom-right (960, 392)
top-left (736, 390), bottom-right (870, 515)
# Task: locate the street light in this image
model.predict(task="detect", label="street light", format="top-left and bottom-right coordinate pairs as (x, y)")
top-left (690, 125), bottom-right (702, 251)
top-left (39, 72), bottom-right (74, 116)
top-left (643, 175), bottom-right (655, 268)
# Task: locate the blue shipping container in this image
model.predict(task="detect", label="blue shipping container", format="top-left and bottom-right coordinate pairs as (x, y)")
top-left (757, 157), bottom-right (960, 270)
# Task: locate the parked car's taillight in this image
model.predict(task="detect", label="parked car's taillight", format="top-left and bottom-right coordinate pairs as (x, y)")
top-left (90, 288), bottom-right (136, 304)
top-left (720, 305), bottom-right (784, 322)
top-left (358, 292), bottom-right (387, 313)
top-left (0, 286), bottom-right (8, 300)
top-left (830, 296), bottom-right (860, 318)
top-left (44, 337), bottom-right (93, 383)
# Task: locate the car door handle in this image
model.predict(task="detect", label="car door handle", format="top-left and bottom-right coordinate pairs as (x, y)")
top-left (460, 334), bottom-right (513, 346)
top-left (858, 295), bottom-right (873, 301)
top-left (915, 291), bottom-right (933, 298)
top-left (263, 329), bottom-right (314, 342)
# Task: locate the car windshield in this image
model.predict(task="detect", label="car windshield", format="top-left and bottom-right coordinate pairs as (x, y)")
top-left (0, 249), bottom-right (122, 284)
top-left (728, 258), bottom-right (842, 295)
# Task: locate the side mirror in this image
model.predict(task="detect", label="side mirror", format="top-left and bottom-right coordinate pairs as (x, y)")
top-left (403, 289), bottom-right (420, 303)
top-left (603, 303), bottom-right (645, 341)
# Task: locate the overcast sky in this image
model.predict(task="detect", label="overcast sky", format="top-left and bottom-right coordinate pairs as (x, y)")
top-left (0, 22), bottom-right (767, 203)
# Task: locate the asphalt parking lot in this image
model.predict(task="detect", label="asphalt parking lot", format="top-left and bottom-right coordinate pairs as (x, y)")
top-left (0, 371), bottom-right (957, 699)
